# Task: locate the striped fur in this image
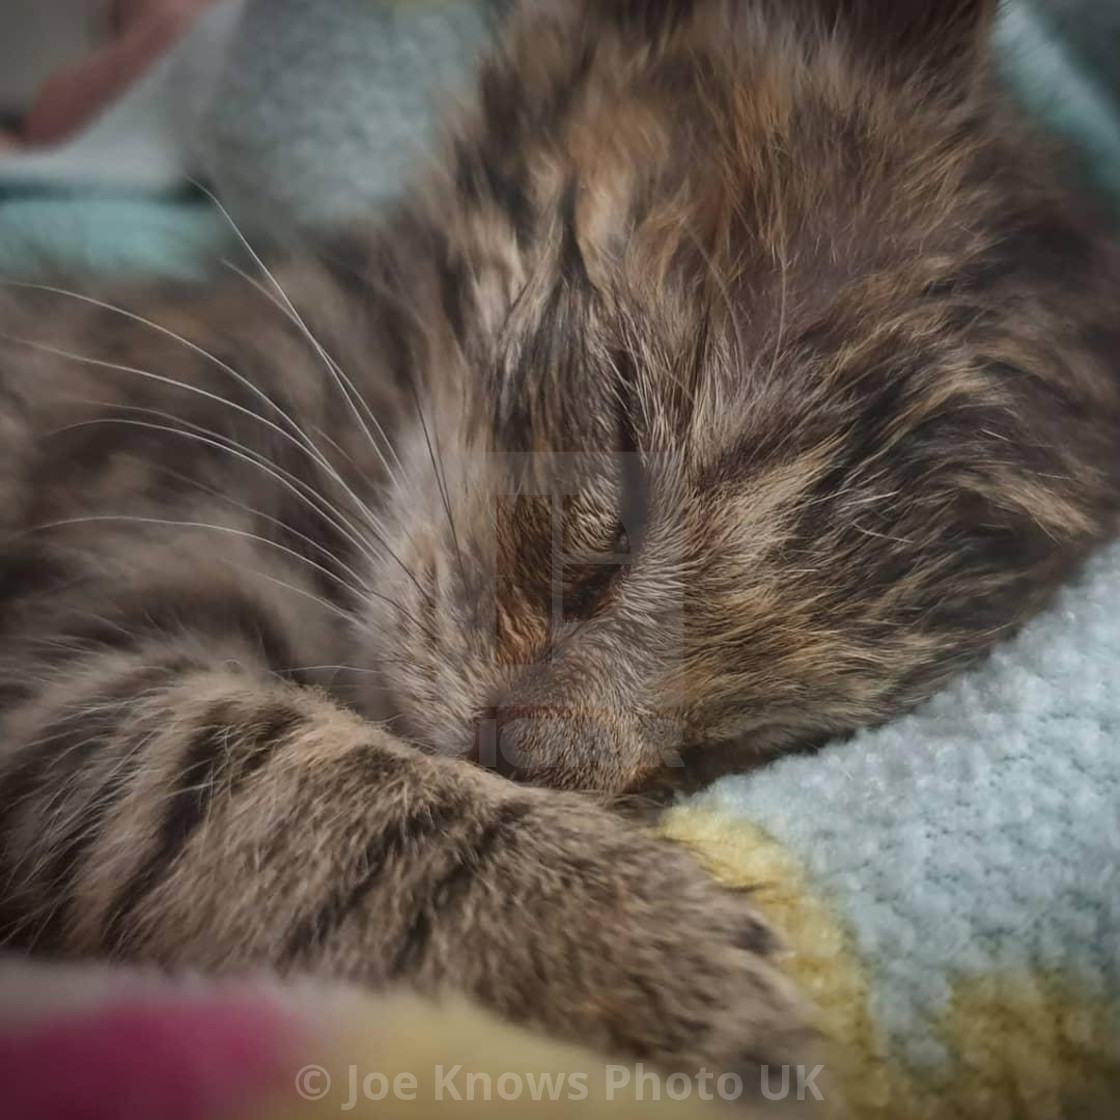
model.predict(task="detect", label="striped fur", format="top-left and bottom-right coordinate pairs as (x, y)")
top-left (1, 0), bottom-right (1119, 1091)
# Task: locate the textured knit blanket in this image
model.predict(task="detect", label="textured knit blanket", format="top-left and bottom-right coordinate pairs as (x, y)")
top-left (0, 2), bottom-right (1117, 1117)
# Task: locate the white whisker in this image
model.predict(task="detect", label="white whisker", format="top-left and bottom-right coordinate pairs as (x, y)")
top-left (220, 261), bottom-right (417, 552)
top-left (283, 664), bottom-right (382, 676)
top-left (0, 282), bottom-right (349, 486)
top-left (147, 460), bottom-right (375, 597)
top-left (83, 401), bottom-right (384, 563)
top-left (5, 276), bottom-right (421, 597)
top-left (210, 256), bottom-right (437, 605)
top-left (199, 183), bottom-right (403, 485)
top-left (328, 252), bottom-right (470, 594)
top-left (219, 257), bottom-right (404, 480)
top-left (220, 564), bottom-right (366, 627)
top-left (59, 408), bottom-right (437, 614)
top-left (30, 515), bottom-right (372, 605)
top-left (312, 424), bottom-right (381, 492)
top-left (1, 331), bottom-right (389, 537)
top-left (47, 413), bottom-right (386, 571)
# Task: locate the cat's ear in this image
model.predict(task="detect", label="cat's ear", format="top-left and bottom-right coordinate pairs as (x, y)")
top-left (820, 0), bottom-right (999, 85)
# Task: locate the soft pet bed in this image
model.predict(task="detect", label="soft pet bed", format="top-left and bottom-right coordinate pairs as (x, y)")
top-left (0, 2), bottom-right (1117, 1116)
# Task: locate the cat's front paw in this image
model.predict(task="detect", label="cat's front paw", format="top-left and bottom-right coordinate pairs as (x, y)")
top-left (585, 833), bottom-right (814, 1089)
top-left (450, 794), bottom-right (818, 1105)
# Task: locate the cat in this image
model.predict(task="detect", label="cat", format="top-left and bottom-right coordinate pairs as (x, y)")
top-left (1, 0), bottom-right (1118, 1099)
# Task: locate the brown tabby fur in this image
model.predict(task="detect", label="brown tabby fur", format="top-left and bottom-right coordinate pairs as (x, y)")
top-left (1, 0), bottom-right (1119, 1100)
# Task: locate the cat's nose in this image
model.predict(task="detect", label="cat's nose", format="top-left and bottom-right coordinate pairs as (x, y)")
top-left (470, 690), bottom-right (683, 793)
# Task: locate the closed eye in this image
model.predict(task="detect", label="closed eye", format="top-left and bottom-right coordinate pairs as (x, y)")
top-left (558, 391), bottom-right (648, 621)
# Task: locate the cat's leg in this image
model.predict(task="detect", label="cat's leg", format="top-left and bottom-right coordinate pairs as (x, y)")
top-left (0, 635), bottom-right (809, 1085)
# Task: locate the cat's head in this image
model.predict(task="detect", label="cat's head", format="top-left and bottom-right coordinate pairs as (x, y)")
top-left (353, 0), bottom-right (1063, 790)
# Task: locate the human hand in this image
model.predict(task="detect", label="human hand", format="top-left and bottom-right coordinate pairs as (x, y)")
top-left (1, 0), bottom-right (215, 151)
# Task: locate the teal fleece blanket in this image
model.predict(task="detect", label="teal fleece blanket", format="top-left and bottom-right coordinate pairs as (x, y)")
top-left (0, 2), bottom-right (1117, 1114)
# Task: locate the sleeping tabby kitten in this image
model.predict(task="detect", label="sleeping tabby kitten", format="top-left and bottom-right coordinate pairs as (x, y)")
top-left (2, 0), bottom-right (1118, 1092)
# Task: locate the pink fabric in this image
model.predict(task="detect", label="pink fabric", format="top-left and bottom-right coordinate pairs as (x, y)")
top-left (0, 997), bottom-right (297, 1120)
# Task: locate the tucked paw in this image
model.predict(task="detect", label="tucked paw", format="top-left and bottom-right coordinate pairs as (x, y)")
top-left (445, 794), bottom-right (816, 1101)
top-left (584, 836), bottom-right (813, 1082)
